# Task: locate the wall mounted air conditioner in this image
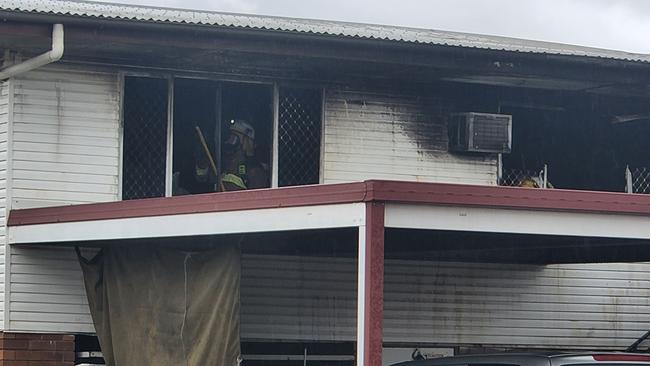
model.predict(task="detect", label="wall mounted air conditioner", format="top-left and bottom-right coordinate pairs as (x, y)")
top-left (448, 112), bottom-right (512, 153)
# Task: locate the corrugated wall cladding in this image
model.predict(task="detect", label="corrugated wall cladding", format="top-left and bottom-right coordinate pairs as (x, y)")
top-left (0, 80), bottom-right (9, 329)
top-left (322, 87), bottom-right (497, 185)
top-left (243, 255), bottom-right (650, 350)
top-left (11, 66), bottom-right (120, 209)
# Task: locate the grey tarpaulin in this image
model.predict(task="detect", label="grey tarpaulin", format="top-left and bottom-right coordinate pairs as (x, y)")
top-left (77, 242), bottom-right (240, 366)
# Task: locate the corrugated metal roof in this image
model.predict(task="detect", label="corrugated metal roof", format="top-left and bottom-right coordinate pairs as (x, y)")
top-left (2, 0), bottom-right (650, 63)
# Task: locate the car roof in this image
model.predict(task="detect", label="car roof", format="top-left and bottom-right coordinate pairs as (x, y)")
top-left (392, 353), bottom-right (552, 366)
top-left (391, 353), bottom-right (650, 366)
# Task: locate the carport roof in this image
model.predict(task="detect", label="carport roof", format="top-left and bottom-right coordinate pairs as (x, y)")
top-left (1, 0), bottom-right (649, 64)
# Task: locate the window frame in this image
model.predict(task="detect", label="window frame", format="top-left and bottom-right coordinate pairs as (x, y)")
top-left (119, 71), bottom-right (324, 199)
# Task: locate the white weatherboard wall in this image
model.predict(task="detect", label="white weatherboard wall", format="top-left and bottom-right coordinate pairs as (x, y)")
top-left (0, 80), bottom-right (10, 330)
top-left (11, 66), bottom-right (120, 209)
top-left (5, 245), bottom-right (650, 348)
top-left (242, 254), bottom-right (357, 341)
top-left (382, 260), bottom-right (650, 348)
top-left (322, 87), bottom-right (497, 185)
top-left (7, 65), bottom-right (120, 332)
top-left (243, 255), bottom-right (650, 350)
top-left (9, 246), bottom-right (92, 333)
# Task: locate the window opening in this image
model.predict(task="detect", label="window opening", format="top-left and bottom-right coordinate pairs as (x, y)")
top-left (122, 76), bottom-right (168, 200)
top-left (171, 80), bottom-right (273, 195)
top-left (124, 77), bottom-right (320, 199)
top-left (278, 87), bottom-right (323, 187)
top-left (219, 82), bottom-right (273, 191)
top-left (172, 78), bottom-right (220, 195)
top-left (499, 97), bottom-right (650, 192)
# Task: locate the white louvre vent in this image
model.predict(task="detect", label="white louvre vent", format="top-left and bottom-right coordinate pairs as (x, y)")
top-left (449, 112), bottom-right (512, 153)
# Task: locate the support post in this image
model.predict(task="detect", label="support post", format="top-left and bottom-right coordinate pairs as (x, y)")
top-left (357, 202), bottom-right (385, 366)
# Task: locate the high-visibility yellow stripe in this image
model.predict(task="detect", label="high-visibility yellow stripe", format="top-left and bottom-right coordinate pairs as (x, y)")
top-left (221, 173), bottom-right (247, 189)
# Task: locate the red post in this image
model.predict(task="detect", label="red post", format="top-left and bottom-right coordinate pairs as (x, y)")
top-left (357, 201), bottom-right (385, 366)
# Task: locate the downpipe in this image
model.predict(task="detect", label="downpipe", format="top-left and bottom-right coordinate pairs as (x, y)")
top-left (0, 24), bottom-right (64, 80)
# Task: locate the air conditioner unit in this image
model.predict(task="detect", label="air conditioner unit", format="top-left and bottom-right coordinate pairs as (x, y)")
top-left (448, 112), bottom-right (512, 153)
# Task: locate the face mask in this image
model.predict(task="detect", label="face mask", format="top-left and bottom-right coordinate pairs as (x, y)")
top-left (225, 133), bottom-right (240, 147)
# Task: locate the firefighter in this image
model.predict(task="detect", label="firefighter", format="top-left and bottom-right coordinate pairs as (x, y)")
top-left (519, 171), bottom-right (554, 189)
top-left (220, 119), bottom-right (269, 191)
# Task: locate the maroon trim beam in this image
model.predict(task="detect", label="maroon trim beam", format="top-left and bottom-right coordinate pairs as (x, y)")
top-left (368, 180), bottom-right (650, 215)
top-left (10, 180), bottom-right (650, 226)
top-left (8, 182), bottom-right (368, 226)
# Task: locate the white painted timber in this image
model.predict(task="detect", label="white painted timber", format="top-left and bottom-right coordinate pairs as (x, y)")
top-left (322, 87), bottom-right (497, 185)
top-left (9, 246), bottom-right (92, 333)
top-left (6, 65), bottom-right (120, 333)
top-left (8, 203), bottom-right (366, 244)
top-left (0, 80), bottom-right (9, 329)
top-left (385, 203), bottom-right (650, 239)
top-left (11, 65), bottom-right (120, 209)
top-left (241, 255), bottom-right (650, 349)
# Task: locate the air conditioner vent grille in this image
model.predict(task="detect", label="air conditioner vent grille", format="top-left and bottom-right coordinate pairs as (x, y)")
top-left (449, 112), bottom-right (512, 154)
top-left (472, 114), bottom-right (511, 152)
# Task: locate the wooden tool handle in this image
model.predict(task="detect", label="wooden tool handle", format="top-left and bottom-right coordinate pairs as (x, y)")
top-left (195, 125), bottom-right (219, 177)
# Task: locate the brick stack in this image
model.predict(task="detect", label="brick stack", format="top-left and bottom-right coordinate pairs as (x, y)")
top-left (0, 333), bottom-right (75, 366)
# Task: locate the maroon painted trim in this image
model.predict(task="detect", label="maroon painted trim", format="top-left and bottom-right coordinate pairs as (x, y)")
top-left (7, 182), bottom-right (368, 226)
top-left (9, 180), bottom-right (650, 227)
top-left (367, 180), bottom-right (650, 215)
top-left (364, 202), bottom-right (384, 366)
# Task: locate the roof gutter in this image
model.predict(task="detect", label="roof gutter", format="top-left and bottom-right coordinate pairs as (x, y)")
top-left (0, 23), bottom-right (64, 80)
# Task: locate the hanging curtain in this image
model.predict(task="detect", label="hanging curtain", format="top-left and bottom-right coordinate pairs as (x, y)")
top-left (77, 242), bottom-right (240, 366)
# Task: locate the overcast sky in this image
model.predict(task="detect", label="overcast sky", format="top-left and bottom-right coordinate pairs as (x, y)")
top-left (92, 0), bottom-right (650, 53)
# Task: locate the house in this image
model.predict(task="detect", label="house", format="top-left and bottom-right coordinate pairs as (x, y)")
top-left (2, 1), bottom-right (650, 365)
